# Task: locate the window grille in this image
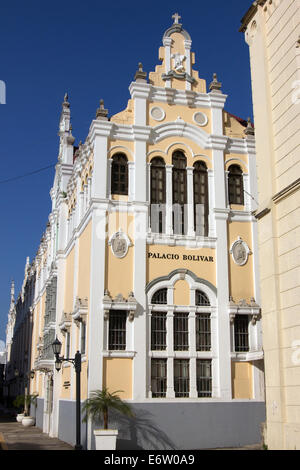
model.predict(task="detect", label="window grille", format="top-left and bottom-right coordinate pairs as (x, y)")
top-left (195, 290), bottom-right (210, 306)
top-left (228, 164), bottom-right (244, 205)
top-left (174, 359), bottom-right (189, 397)
top-left (174, 313), bottom-right (189, 351)
top-left (196, 313), bottom-right (211, 351)
top-left (151, 157), bottom-right (166, 234)
top-left (81, 322), bottom-right (86, 355)
top-left (193, 161), bottom-right (209, 236)
top-left (66, 331), bottom-right (70, 358)
top-left (108, 310), bottom-right (126, 350)
top-left (234, 314), bottom-right (249, 352)
top-left (172, 151), bottom-right (187, 235)
top-left (196, 359), bottom-right (212, 397)
top-left (151, 359), bottom-right (167, 398)
top-left (151, 288), bottom-right (167, 305)
top-left (151, 313), bottom-right (167, 350)
top-left (111, 153), bottom-right (128, 195)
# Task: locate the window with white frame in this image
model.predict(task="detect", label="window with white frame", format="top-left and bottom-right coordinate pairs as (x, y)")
top-left (80, 321), bottom-right (86, 355)
top-left (151, 358), bottom-right (167, 398)
top-left (65, 331), bottom-right (70, 358)
top-left (174, 359), bottom-right (190, 397)
top-left (196, 359), bottom-right (212, 397)
top-left (148, 279), bottom-right (215, 399)
top-left (174, 313), bottom-right (189, 351)
top-left (151, 312), bottom-right (167, 351)
top-left (108, 310), bottom-right (126, 350)
top-left (234, 314), bottom-right (249, 352)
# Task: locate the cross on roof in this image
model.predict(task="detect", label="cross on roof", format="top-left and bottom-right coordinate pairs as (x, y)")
top-left (172, 12), bottom-right (181, 24)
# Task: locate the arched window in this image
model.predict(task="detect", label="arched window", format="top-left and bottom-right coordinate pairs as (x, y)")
top-left (151, 288), bottom-right (167, 305)
top-left (111, 153), bottom-right (128, 195)
top-left (195, 290), bottom-right (210, 306)
top-left (150, 157), bottom-right (166, 233)
top-left (172, 151), bottom-right (187, 234)
top-left (228, 164), bottom-right (244, 205)
top-left (193, 161), bottom-right (209, 236)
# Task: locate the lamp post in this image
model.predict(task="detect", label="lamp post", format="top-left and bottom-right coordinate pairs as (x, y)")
top-left (52, 337), bottom-right (82, 450)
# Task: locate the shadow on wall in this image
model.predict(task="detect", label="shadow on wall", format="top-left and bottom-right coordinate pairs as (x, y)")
top-left (101, 408), bottom-right (176, 450)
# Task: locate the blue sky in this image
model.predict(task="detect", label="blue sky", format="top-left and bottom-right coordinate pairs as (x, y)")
top-left (0, 0), bottom-right (253, 342)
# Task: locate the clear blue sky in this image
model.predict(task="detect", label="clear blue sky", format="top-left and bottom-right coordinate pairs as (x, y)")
top-left (0, 0), bottom-right (253, 342)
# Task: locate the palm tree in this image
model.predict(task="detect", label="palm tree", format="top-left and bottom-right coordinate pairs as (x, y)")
top-left (82, 388), bottom-right (134, 429)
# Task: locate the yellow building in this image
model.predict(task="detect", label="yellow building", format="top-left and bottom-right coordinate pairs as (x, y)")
top-left (240, 0), bottom-right (300, 450)
top-left (14, 14), bottom-right (266, 449)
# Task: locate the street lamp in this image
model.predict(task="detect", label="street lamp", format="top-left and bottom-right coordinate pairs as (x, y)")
top-left (52, 337), bottom-right (82, 450)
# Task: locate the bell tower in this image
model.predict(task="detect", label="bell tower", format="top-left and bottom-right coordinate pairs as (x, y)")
top-left (149, 13), bottom-right (206, 93)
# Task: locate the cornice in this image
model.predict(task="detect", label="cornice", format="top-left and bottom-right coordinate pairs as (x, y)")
top-left (89, 120), bottom-right (114, 143)
top-left (239, 0), bottom-right (267, 33)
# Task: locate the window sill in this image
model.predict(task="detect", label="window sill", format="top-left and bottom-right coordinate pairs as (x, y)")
top-left (231, 350), bottom-right (263, 361)
top-left (102, 350), bottom-right (136, 358)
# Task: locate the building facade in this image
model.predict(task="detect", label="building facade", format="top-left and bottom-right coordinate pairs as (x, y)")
top-left (4, 261), bottom-right (36, 407)
top-left (240, 0), bottom-right (300, 450)
top-left (9, 15), bottom-right (265, 449)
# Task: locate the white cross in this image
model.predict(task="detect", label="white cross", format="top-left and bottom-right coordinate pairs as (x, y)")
top-left (172, 13), bottom-right (181, 24)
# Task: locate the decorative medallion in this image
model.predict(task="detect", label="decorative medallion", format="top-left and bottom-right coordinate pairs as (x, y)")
top-left (108, 229), bottom-right (132, 259)
top-left (193, 111), bottom-right (208, 127)
top-left (150, 106), bottom-right (165, 122)
top-left (230, 237), bottom-right (251, 266)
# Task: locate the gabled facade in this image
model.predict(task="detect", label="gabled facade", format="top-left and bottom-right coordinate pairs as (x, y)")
top-left (11, 14), bottom-right (265, 449)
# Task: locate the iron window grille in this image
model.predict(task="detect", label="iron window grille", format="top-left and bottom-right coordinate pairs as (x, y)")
top-left (108, 310), bottom-right (126, 350)
top-left (150, 157), bottom-right (166, 233)
top-left (151, 358), bottom-right (167, 398)
top-left (174, 313), bottom-right (189, 351)
top-left (193, 161), bottom-right (209, 236)
top-left (151, 312), bottom-right (167, 350)
top-left (228, 164), bottom-right (244, 205)
top-left (174, 359), bottom-right (190, 397)
top-left (80, 322), bottom-right (86, 355)
top-left (111, 153), bottom-right (128, 195)
top-left (196, 313), bottom-right (211, 351)
top-left (196, 359), bottom-right (212, 397)
top-left (66, 331), bottom-right (70, 358)
top-left (151, 288), bottom-right (167, 305)
top-left (234, 314), bottom-right (249, 352)
top-left (195, 290), bottom-right (210, 306)
top-left (172, 151), bottom-right (187, 235)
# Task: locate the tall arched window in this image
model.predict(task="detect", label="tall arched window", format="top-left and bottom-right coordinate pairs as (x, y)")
top-left (150, 157), bottom-right (166, 233)
top-left (228, 164), bottom-right (244, 205)
top-left (193, 161), bottom-right (209, 236)
top-left (111, 153), bottom-right (128, 195)
top-left (172, 151), bottom-right (187, 235)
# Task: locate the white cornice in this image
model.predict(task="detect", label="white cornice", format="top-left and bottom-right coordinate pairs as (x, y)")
top-left (89, 120), bottom-right (113, 143)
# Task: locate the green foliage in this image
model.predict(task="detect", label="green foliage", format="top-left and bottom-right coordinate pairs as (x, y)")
top-left (13, 395), bottom-right (25, 411)
top-left (13, 393), bottom-right (38, 414)
top-left (82, 388), bottom-right (134, 430)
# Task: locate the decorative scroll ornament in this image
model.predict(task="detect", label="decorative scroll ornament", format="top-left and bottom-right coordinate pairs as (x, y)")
top-left (109, 229), bottom-right (132, 259)
top-left (230, 237), bottom-right (251, 266)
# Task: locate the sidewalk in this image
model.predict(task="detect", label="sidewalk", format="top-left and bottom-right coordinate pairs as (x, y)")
top-left (0, 410), bottom-right (74, 450)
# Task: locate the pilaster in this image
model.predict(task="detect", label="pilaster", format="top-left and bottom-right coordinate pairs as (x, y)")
top-left (89, 120), bottom-right (113, 200)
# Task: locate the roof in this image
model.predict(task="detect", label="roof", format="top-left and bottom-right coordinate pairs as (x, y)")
top-left (239, 0), bottom-right (267, 33)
